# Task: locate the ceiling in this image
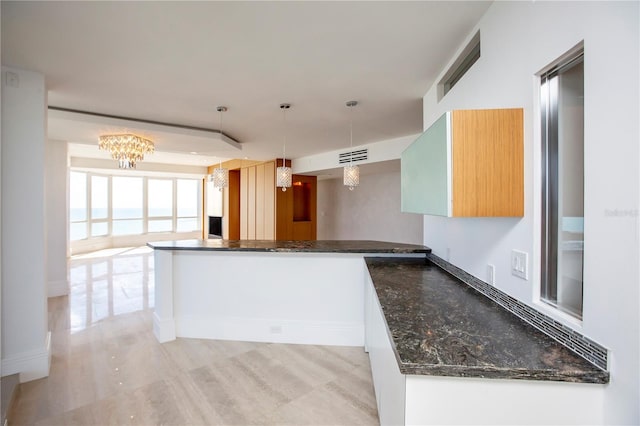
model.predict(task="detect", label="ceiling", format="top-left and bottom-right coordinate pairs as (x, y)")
top-left (2, 1), bottom-right (490, 167)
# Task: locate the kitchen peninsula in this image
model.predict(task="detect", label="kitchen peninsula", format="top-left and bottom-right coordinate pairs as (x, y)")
top-left (148, 239), bottom-right (608, 425)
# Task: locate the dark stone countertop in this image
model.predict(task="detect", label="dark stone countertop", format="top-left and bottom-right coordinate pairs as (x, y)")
top-left (148, 239), bottom-right (431, 254)
top-left (365, 257), bottom-right (609, 384)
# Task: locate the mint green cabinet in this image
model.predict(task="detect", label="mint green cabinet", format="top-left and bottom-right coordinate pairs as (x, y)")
top-left (401, 113), bottom-right (450, 216)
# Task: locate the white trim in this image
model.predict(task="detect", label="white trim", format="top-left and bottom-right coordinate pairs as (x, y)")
top-left (47, 279), bottom-right (69, 298)
top-left (153, 312), bottom-right (176, 343)
top-left (176, 317), bottom-right (364, 347)
top-left (1, 332), bottom-right (51, 383)
top-left (445, 111), bottom-right (453, 217)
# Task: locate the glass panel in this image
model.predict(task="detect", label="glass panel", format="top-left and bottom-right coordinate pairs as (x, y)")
top-left (540, 51), bottom-right (584, 319)
top-left (556, 60), bottom-right (584, 317)
top-left (70, 222), bottom-right (87, 241)
top-left (148, 219), bottom-right (173, 233)
top-left (70, 171), bottom-right (87, 221)
top-left (401, 113), bottom-right (449, 216)
top-left (148, 179), bottom-right (173, 217)
top-left (177, 217), bottom-right (198, 232)
top-left (112, 219), bottom-right (143, 236)
top-left (91, 222), bottom-right (108, 237)
top-left (112, 177), bottom-right (143, 219)
top-left (91, 175), bottom-right (109, 219)
top-left (177, 179), bottom-right (198, 217)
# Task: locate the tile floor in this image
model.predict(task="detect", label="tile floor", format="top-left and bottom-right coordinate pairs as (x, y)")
top-left (10, 246), bottom-right (379, 425)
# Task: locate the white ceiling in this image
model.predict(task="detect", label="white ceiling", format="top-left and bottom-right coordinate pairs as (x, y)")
top-left (2, 1), bottom-right (490, 167)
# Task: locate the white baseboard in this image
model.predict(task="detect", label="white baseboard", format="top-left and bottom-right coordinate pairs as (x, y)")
top-left (153, 312), bottom-right (176, 343)
top-left (1, 332), bottom-right (51, 383)
top-left (48, 279), bottom-right (69, 297)
top-left (175, 316), bottom-right (365, 347)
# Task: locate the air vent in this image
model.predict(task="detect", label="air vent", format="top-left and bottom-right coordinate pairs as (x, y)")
top-left (438, 31), bottom-right (480, 100)
top-left (339, 148), bottom-right (368, 165)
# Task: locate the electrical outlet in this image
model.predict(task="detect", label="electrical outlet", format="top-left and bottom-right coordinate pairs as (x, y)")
top-left (486, 264), bottom-right (495, 285)
top-left (5, 71), bottom-right (19, 88)
top-left (511, 250), bottom-right (528, 280)
top-left (269, 325), bottom-right (282, 334)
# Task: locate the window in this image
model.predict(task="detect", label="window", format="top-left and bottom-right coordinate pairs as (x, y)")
top-left (69, 172), bottom-right (202, 243)
top-left (91, 175), bottom-right (109, 236)
top-left (70, 171), bottom-right (88, 240)
top-left (112, 176), bottom-right (143, 235)
top-left (176, 179), bottom-right (199, 232)
top-left (540, 48), bottom-right (584, 319)
top-left (148, 179), bottom-right (173, 233)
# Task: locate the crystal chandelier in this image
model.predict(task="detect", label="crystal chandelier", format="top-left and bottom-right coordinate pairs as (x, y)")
top-left (210, 106), bottom-right (229, 191)
top-left (98, 133), bottom-right (154, 169)
top-left (277, 103), bottom-right (292, 192)
top-left (344, 101), bottom-right (360, 190)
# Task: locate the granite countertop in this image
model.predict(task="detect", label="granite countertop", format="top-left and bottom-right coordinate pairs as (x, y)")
top-left (148, 239), bottom-right (431, 254)
top-left (365, 257), bottom-right (609, 384)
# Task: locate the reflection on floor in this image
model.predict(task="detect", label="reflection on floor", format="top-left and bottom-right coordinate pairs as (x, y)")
top-left (10, 246), bottom-right (379, 425)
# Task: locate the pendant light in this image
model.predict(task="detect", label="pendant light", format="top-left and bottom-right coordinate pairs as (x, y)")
top-left (210, 106), bottom-right (229, 191)
top-left (276, 103), bottom-right (292, 192)
top-left (343, 100), bottom-right (360, 190)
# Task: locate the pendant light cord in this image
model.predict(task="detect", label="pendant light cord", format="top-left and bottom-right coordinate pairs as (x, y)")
top-left (219, 109), bottom-right (223, 169)
top-left (349, 105), bottom-right (353, 166)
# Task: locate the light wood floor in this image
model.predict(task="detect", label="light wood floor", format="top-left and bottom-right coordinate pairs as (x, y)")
top-left (10, 247), bottom-right (379, 425)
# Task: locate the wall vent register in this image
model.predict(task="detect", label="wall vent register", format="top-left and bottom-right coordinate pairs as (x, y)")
top-left (338, 148), bottom-right (368, 164)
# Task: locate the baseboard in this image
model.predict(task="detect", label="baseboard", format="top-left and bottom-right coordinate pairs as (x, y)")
top-left (176, 316), bottom-right (365, 347)
top-left (48, 279), bottom-right (69, 297)
top-left (1, 332), bottom-right (51, 383)
top-left (153, 312), bottom-right (176, 343)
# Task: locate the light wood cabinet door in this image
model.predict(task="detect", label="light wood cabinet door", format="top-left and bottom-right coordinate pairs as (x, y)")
top-left (263, 161), bottom-right (276, 239)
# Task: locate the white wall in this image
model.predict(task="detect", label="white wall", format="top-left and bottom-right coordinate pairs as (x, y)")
top-left (1, 66), bottom-right (50, 382)
top-left (421, 2), bottom-right (638, 423)
top-left (293, 134), bottom-right (418, 175)
top-left (318, 171), bottom-right (423, 245)
top-left (45, 139), bottom-right (68, 297)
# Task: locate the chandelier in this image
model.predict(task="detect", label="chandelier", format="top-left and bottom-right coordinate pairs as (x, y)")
top-left (210, 106), bottom-right (229, 191)
top-left (344, 101), bottom-right (360, 190)
top-left (98, 133), bottom-right (154, 169)
top-left (276, 103), bottom-right (292, 191)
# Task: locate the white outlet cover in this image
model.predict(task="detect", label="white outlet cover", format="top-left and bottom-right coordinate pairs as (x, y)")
top-left (486, 264), bottom-right (495, 285)
top-left (511, 250), bottom-right (528, 280)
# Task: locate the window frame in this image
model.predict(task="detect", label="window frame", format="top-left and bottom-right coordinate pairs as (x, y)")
top-left (69, 170), bottom-right (202, 243)
top-left (539, 48), bottom-right (585, 320)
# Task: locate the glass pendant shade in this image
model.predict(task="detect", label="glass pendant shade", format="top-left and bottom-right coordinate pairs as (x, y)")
top-left (276, 103), bottom-right (292, 192)
top-left (211, 106), bottom-right (229, 191)
top-left (211, 167), bottom-right (229, 190)
top-left (343, 100), bottom-right (360, 190)
top-left (343, 164), bottom-right (360, 191)
top-left (277, 165), bottom-right (292, 191)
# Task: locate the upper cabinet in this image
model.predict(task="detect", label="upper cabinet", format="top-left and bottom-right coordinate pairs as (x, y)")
top-left (401, 108), bottom-right (524, 217)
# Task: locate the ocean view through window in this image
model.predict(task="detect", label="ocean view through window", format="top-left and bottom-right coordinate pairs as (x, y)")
top-left (69, 171), bottom-right (202, 249)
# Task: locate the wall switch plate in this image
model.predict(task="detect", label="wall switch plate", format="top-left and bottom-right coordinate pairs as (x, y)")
top-left (486, 264), bottom-right (495, 285)
top-left (511, 250), bottom-right (528, 280)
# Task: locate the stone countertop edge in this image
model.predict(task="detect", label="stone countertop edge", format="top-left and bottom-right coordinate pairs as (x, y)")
top-left (364, 257), bottom-right (609, 384)
top-left (147, 239), bottom-right (431, 254)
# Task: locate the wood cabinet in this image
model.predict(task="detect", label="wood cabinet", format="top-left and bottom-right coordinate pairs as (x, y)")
top-left (211, 159), bottom-right (316, 240)
top-left (276, 174), bottom-right (317, 240)
top-left (401, 108), bottom-right (523, 217)
top-left (240, 160), bottom-right (278, 240)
